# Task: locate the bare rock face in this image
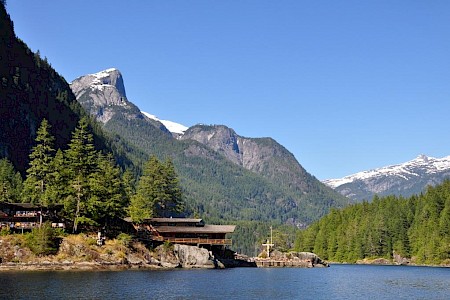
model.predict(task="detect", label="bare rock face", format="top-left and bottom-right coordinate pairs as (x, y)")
top-left (181, 125), bottom-right (314, 193)
top-left (154, 244), bottom-right (223, 269)
top-left (154, 244), bottom-right (180, 268)
top-left (70, 69), bottom-right (140, 124)
top-left (288, 252), bottom-right (329, 267)
top-left (174, 244), bottom-right (223, 269)
top-left (392, 251), bottom-right (411, 265)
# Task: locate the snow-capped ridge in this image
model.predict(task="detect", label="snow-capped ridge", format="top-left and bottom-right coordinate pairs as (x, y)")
top-left (324, 154), bottom-right (450, 189)
top-left (142, 111), bottom-right (188, 135)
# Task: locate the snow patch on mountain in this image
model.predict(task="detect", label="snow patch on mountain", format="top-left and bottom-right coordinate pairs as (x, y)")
top-left (324, 155), bottom-right (450, 189)
top-left (91, 68), bottom-right (118, 79)
top-left (141, 111), bottom-right (188, 135)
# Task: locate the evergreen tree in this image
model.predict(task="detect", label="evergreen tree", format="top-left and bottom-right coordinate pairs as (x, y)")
top-left (22, 119), bottom-right (56, 205)
top-left (129, 156), bottom-right (161, 222)
top-left (122, 168), bottom-right (136, 200)
top-left (129, 155), bottom-right (184, 222)
top-left (89, 153), bottom-right (127, 224)
top-left (0, 158), bottom-right (22, 202)
top-left (158, 159), bottom-right (184, 216)
top-left (64, 117), bottom-right (98, 232)
top-left (46, 149), bottom-right (68, 204)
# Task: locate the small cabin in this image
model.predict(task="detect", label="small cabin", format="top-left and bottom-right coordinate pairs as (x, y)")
top-left (135, 217), bottom-right (236, 247)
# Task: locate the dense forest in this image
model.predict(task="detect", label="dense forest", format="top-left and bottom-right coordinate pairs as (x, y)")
top-left (0, 118), bottom-right (183, 233)
top-left (294, 180), bottom-right (450, 265)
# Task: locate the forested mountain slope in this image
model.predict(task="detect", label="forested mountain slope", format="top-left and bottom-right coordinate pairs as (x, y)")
top-left (71, 69), bottom-right (349, 229)
top-left (182, 124), bottom-right (346, 213)
top-left (0, 4), bottom-right (135, 174)
top-left (296, 179), bottom-right (450, 265)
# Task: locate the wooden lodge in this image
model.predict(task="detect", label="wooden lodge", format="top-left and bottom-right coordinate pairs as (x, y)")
top-left (0, 202), bottom-right (64, 232)
top-left (133, 217), bottom-right (236, 247)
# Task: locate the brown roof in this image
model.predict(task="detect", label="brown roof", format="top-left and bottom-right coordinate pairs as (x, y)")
top-left (4, 203), bottom-right (43, 209)
top-left (146, 218), bottom-right (203, 223)
top-left (155, 224), bottom-right (236, 234)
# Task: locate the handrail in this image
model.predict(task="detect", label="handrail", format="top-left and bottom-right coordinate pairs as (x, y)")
top-left (153, 236), bottom-right (232, 245)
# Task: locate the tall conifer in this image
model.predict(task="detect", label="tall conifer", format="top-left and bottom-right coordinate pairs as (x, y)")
top-left (89, 153), bottom-right (127, 224)
top-left (64, 117), bottom-right (98, 232)
top-left (0, 158), bottom-right (22, 202)
top-left (22, 119), bottom-right (55, 205)
top-left (129, 155), bottom-right (184, 222)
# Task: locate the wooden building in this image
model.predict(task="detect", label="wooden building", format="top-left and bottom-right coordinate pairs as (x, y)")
top-left (134, 217), bottom-right (236, 247)
top-left (0, 202), bottom-right (64, 232)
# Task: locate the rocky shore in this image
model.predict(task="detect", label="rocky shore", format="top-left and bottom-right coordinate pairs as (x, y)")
top-left (253, 250), bottom-right (329, 268)
top-left (0, 234), bottom-right (329, 271)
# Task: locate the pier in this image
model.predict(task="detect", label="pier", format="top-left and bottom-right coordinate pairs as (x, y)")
top-left (255, 259), bottom-right (314, 268)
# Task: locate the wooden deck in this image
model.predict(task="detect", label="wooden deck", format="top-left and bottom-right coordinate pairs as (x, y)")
top-left (152, 236), bottom-right (232, 245)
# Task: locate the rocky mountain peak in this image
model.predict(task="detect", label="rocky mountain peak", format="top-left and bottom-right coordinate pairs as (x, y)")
top-left (70, 68), bottom-right (137, 124)
top-left (181, 124), bottom-right (320, 194)
top-left (72, 68), bottom-right (126, 98)
top-left (415, 154), bottom-right (429, 163)
top-left (183, 125), bottom-right (243, 166)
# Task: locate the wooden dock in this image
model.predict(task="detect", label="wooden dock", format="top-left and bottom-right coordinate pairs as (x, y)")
top-left (255, 260), bottom-right (313, 268)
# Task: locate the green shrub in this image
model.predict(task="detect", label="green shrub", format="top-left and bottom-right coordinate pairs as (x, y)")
top-left (163, 240), bottom-right (173, 251)
top-left (86, 237), bottom-right (97, 246)
top-left (25, 222), bottom-right (59, 256)
top-left (258, 250), bottom-right (268, 259)
top-left (116, 233), bottom-right (132, 247)
top-left (0, 226), bottom-right (11, 236)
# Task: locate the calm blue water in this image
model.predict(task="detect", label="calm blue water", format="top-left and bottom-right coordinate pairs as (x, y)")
top-left (0, 264), bottom-right (449, 299)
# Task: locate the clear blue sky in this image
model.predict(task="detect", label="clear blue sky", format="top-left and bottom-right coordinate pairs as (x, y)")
top-left (7, 1), bottom-right (450, 180)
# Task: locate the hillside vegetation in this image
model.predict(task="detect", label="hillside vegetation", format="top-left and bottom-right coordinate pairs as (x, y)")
top-left (295, 180), bottom-right (450, 265)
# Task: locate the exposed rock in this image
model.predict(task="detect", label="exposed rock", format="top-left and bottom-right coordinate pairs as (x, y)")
top-left (181, 125), bottom-right (310, 189)
top-left (254, 250), bottom-right (329, 268)
top-left (154, 244), bottom-right (223, 269)
top-left (174, 244), bottom-right (223, 269)
top-left (356, 258), bottom-right (392, 265)
top-left (154, 244), bottom-right (180, 268)
top-left (393, 251), bottom-right (411, 265)
top-left (70, 68), bottom-right (153, 125)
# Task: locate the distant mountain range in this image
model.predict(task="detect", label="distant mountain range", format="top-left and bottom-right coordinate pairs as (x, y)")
top-left (70, 68), bottom-right (348, 227)
top-left (323, 155), bottom-right (450, 201)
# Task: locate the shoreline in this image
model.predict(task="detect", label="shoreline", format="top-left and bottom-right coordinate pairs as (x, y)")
top-left (328, 261), bottom-right (450, 268)
top-left (0, 261), bottom-right (165, 272)
top-left (1, 259), bottom-right (449, 272)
